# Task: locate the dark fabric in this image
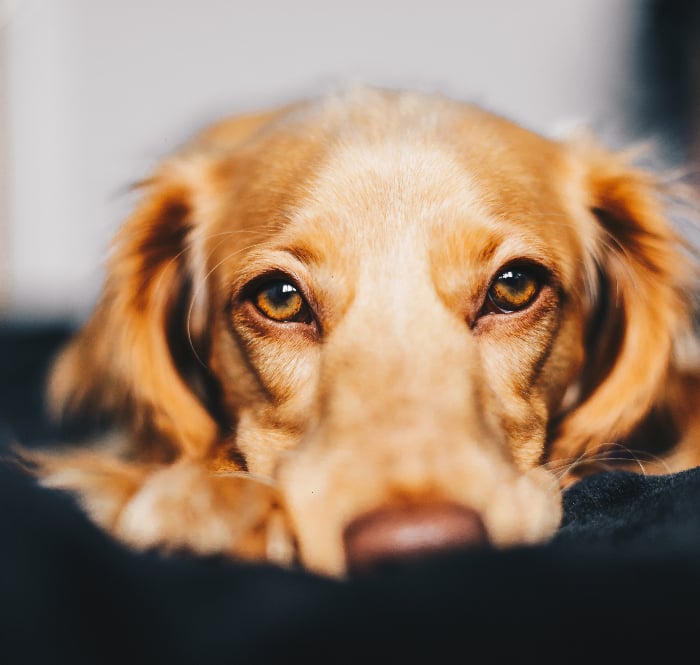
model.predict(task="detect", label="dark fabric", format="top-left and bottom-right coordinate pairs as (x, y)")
top-left (1, 325), bottom-right (699, 664)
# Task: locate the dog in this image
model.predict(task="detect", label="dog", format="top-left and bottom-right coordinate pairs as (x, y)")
top-left (34, 87), bottom-right (700, 576)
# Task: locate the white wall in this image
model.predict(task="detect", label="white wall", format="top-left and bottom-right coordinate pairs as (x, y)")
top-left (2, 0), bottom-right (639, 320)
top-left (0, 0), bottom-right (12, 310)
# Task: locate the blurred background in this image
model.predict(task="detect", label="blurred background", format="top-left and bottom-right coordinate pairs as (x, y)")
top-left (0, 0), bottom-right (699, 324)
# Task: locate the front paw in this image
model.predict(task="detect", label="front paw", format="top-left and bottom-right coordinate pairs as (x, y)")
top-left (115, 461), bottom-right (295, 565)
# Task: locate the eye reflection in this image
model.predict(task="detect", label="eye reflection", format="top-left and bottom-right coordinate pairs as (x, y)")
top-left (253, 281), bottom-right (312, 323)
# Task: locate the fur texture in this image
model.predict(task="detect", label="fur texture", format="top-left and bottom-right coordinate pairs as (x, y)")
top-left (37, 88), bottom-right (700, 576)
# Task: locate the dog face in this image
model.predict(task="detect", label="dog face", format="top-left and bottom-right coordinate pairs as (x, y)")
top-left (49, 88), bottom-right (695, 575)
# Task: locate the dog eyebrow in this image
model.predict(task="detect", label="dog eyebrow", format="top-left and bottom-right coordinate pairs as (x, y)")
top-left (229, 247), bottom-right (318, 294)
top-left (284, 244), bottom-right (323, 266)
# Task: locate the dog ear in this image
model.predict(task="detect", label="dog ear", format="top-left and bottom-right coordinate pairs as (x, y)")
top-left (49, 108), bottom-right (287, 461)
top-left (48, 156), bottom-right (223, 461)
top-left (554, 140), bottom-right (697, 458)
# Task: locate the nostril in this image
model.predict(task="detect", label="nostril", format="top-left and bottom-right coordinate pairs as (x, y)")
top-left (343, 502), bottom-right (488, 575)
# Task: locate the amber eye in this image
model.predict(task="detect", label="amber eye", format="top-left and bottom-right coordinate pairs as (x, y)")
top-left (253, 281), bottom-right (312, 323)
top-left (487, 268), bottom-right (540, 313)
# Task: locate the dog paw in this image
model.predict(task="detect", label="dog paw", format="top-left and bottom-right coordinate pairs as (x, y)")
top-left (114, 461), bottom-right (295, 565)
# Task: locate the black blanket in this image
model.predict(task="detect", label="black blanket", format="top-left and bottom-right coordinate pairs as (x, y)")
top-left (2, 325), bottom-right (700, 664)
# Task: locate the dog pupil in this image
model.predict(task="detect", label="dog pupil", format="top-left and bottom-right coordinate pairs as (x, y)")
top-left (269, 283), bottom-right (297, 305)
top-left (264, 282), bottom-right (305, 319)
top-left (502, 271), bottom-right (526, 291)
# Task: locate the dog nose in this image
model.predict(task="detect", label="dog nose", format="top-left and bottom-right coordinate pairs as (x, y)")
top-left (343, 503), bottom-right (488, 574)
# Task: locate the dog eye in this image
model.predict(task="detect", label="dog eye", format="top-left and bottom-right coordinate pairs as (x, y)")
top-left (253, 281), bottom-right (312, 323)
top-left (487, 268), bottom-right (540, 313)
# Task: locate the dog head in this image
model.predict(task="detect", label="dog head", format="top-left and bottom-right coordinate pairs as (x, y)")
top-left (50, 88), bottom-right (696, 574)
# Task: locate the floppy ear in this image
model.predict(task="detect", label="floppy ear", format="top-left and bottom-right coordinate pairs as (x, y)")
top-left (49, 157), bottom-right (222, 461)
top-left (553, 141), bottom-right (697, 457)
top-left (49, 109), bottom-right (285, 462)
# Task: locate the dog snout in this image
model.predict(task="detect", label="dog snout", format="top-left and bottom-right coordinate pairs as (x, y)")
top-left (342, 502), bottom-right (488, 574)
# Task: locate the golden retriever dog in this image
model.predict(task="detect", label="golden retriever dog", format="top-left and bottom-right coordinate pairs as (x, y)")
top-left (35, 87), bottom-right (700, 576)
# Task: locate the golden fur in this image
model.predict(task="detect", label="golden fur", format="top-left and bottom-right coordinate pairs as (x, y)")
top-left (35, 87), bottom-right (700, 576)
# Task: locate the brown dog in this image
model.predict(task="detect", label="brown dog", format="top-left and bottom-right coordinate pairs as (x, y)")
top-left (36, 87), bottom-right (700, 576)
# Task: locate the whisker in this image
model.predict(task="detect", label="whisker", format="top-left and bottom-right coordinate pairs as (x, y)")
top-left (185, 231), bottom-right (245, 370)
top-left (597, 441), bottom-right (674, 475)
top-left (544, 442), bottom-right (673, 484)
top-left (183, 226), bottom-right (290, 370)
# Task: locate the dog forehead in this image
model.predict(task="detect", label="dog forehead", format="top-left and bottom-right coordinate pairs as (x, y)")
top-left (206, 92), bottom-right (583, 295)
top-left (281, 126), bottom-right (573, 272)
top-left (300, 137), bottom-right (486, 231)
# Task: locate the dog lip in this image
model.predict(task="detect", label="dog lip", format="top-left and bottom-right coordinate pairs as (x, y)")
top-left (342, 502), bottom-right (489, 575)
